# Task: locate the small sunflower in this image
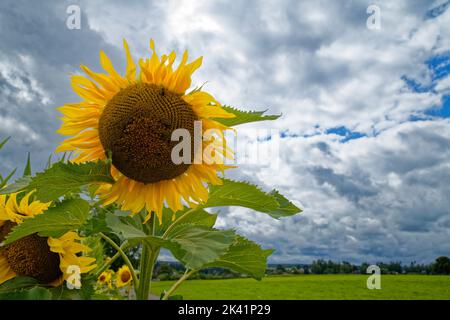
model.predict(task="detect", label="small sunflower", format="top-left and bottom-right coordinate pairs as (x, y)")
top-left (56, 39), bottom-right (235, 222)
top-left (0, 192), bottom-right (96, 286)
top-left (98, 269), bottom-right (114, 289)
top-left (116, 265), bottom-right (132, 288)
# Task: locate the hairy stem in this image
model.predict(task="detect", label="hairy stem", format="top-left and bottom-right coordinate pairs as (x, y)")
top-left (162, 269), bottom-right (197, 300)
top-left (99, 233), bottom-right (139, 290)
top-left (93, 241), bottom-right (129, 278)
top-left (162, 208), bottom-right (196, 238)
top-left (136, 214), bottom-right (159, 300)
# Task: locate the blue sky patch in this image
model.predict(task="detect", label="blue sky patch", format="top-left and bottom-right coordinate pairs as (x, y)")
top-left (326, 126), bottom-right (366, 142)
top-left (403, 52), bottom-right (450, 119)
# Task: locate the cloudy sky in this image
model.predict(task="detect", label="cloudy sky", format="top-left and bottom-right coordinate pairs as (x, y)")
top-left (1, 0), bottom-right (450, 264)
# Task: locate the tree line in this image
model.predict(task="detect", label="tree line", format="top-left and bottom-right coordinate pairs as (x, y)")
top-left (149, 256), bottom-right (450, 280)
top-left (268, 256), bottom-right (450, 275)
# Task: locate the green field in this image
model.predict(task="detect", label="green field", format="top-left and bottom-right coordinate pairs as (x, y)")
top-left (151, 275), bottom-right (450, 300)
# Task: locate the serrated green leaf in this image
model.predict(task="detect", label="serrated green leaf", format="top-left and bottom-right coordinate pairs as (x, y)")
top-left (0, 160), bottom-right (114, 201)
top-left (267, 190), bottom-right (302, 218)
top-left (82, 209), bottom-right (110, 236)
top-left (23, 152), bottom-right (31, 177)
top-left (104, 211), bottom-right (168, 249)
top-left (175, 209), bottom-right (218, 228)
top-left (0, 286), bottom-right (53, 300)
top-left (105, 212), bottom-right (146, 240)
top-left (155, 207), bottom-right (218, 236)
top-left (105, 210), bottom-right (234, 271)
top-left (3, 199), bottom-right (90, 244)
top-left (213, 106), bottom-right (280, 127)
top-left (205, 235), bottom-right (273, 280)
top-left (205, 179), bottom-right (280, 213)
top-left (165, 224), bottom-right (235, 270)
top-left (0, 277), bottom-right (39, 293)
top-left (205, 179), bottom-right (301, 219)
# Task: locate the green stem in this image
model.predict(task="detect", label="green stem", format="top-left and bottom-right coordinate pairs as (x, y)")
top-left (93, 252), bottom-right (120, 278)
top-left (137, 244), bottom-right (151, 300)
top-left (162, 208), bottom-right (196, 238)
top-left (99, 233), bottom-right (139, 289)
top-left (136, 214), bottom-right (159, 300)
top-left (162, 269), bottom-right (197, 300)
top-left (93, 241), bottom-right (129, 278)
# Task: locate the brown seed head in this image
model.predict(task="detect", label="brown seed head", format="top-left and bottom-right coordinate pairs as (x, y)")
top-left (98, 83), bottom-right (197, 183)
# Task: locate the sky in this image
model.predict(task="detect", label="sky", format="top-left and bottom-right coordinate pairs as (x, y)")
top-left (0, 0), bottom-right (450, 264)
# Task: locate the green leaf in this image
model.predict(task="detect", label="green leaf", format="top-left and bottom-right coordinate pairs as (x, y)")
top-left (213, 106), bottom-right (280, 127)
top-left (0, 137), bottom-right (16, 187)
top-left (205, 179), bottom-right (280, 213)
top-left (23, 152), bottom-right (32, 177)
top-left (267, 190), bottom-right (302, 218)
top-left (205, 235), bottom-right (273, 280)
top-left (0, 168), bottom-right (17, 189)
top-left (82, 209), bottom-right (110, 236)
top-left (106, 213), bottom-right (235, 270)
top-left (155, 207), bottom-right (218, 236)
top-left (0, 277), bottom-right (39, 293)
top-left (205, 179), bottom-right (301, 219)
top-left (105, 211), bottom-right (167, 248)
top-left (0, 286), bottom-right (53, 300)
top-left (0, 136), bottom-right (10, 151)
top-left (46, 154), bottom-right (53, 169)
top-left (165, 224), bottom-right (235, 270)
top-left (3, 199), bottom-right (90, 244)
top-left (50, 280), bottom-right (95, 300)
top-left (105, 212), bottom-right (146, 240)
top-left (0, 160), bottom-right (114, 201)
top-left (174, 209), bottom-right (218, 228)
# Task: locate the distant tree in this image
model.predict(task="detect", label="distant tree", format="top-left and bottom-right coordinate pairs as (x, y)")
top-left (340, 261), bottom-right (353, 274)
top-left (276, 264), bottom-right (286, 274)
top-left (432, 256), bottom-right (450, 275)
top-left (360, 262), bottom-right (370, 274)
top-left (387, 261), bottom-right (402, 274)
top-left (157, 262), bottom-right (174, 276)
top-left (311, 260), bottom-right (326, 274)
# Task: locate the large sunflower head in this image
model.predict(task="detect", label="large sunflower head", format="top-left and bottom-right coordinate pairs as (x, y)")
top-left (0, 192), bottom-right (96, 286)
top-left (57, 39), bottom-right (235, 222)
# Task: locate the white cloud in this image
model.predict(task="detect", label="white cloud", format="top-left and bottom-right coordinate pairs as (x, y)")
top-left (1, 0), bottom-right (450, 263)
top-left (0, 56), bottom-right (51, 105)
top-left (436, 75), bottom-right (450, 92)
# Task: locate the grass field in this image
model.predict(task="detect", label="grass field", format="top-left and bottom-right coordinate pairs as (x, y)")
top-left (151, 275), bottom-right (450, 300)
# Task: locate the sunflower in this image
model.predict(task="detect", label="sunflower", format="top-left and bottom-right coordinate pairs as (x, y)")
top-left (0, 192), bottom-right (96, 286)
top-left (98, 269), bottom-right (114, 289)
top-left (116, 265), bottom-right (132, 288)
top-left (56, 39), bottom-right (235, 222)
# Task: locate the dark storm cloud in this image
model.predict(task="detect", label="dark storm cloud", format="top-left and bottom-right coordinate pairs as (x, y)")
top-left (0, 0), bottom-right (123, 174)
top-left (310, 166), bottom-right (378, 203)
